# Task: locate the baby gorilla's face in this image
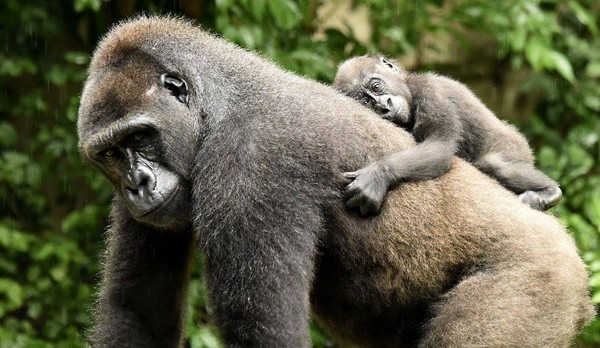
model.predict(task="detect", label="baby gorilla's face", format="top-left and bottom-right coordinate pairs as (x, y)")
top-left (333, 55), bottom-right (412, 127)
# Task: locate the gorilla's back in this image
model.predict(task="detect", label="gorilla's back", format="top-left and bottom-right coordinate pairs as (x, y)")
top-left (245, 62), bottom-right (592, 346)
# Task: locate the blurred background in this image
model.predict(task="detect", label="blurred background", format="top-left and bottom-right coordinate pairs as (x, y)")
top-left (0, 0), bottom-right (599, 346)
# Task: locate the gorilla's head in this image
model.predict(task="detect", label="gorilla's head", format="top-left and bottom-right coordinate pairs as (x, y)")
top-left (78, 47), bottom-right (198, 230)
top-left (333, 54), bottom-right (413, 127)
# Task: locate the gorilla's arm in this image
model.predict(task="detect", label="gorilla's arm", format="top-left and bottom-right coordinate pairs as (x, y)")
top-left (202, 219), bottom-right (317, 348)
top-left (90, 203), bottom-right (195, 348)
top-left (195, 131), bottom-right (324, 347)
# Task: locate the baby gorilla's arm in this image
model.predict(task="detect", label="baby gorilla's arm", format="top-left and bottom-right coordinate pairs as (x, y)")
top-left (343, 136), bottom-right (457, 216)
top-left (344, 77), bottom-right (464, 216)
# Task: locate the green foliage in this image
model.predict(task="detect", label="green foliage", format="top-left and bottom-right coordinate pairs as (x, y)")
top-left (452, 0), bottom-right (600, 343)
top-left (1, 0), bottom-right (598, 346)
top-left (214, 0), bottom-right (367, 82)
top-left (0, 1), bottom-right (109, 346)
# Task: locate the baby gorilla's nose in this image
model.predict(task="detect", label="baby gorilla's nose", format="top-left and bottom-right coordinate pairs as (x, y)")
top-left (373, 102), bottom-right (391, 114)
top-left (386, 97), bottom-right (393, 108)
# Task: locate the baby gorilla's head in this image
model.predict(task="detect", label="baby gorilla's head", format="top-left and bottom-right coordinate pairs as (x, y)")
top-left (333, 54), bottom-right (412, 126)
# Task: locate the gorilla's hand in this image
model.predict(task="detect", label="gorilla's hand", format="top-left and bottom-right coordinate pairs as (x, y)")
top-left (343, 163), bottom-right (389, 216)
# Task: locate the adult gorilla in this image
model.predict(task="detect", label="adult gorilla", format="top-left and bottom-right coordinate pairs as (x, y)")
top-left (78, 17), bottom-right (593, 348)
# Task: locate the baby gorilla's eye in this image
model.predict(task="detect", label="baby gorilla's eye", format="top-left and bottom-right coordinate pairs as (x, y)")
top-left (370, 81), bottom-right (383, 94)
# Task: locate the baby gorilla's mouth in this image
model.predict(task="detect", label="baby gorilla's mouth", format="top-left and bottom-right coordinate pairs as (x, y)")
top-left (380, 111), bottom-right (396, 121)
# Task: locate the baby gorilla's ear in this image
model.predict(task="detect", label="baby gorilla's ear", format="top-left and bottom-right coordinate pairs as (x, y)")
top-left (380, 57), bottom-right (399, 73)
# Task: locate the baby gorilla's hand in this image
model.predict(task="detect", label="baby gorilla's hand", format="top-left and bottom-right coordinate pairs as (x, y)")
top-left (343, 163), bottom-right (389, 216)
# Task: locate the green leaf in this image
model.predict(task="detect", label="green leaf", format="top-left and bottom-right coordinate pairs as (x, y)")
top-left (33, 244), bottom-right (55, 261)
top-left (568, 1), bottom-right (598, 35)
top-left (50, 265), bottom-right (67, 282)
top-left (64, 51), bottom-right (89, 66)
top-left (590, 273), bottom-right (600, 288)
top-left (583, 94), bottom-right (600, 111)
top-left (215, 0), bottom-right (235, 11)
top-left (584, 194), bottom-right (600, 230)
top-left (0, 279), bottom-right (24, 316)
top-left (524, 40), bottom-right (546, 71)
top-left (249, 0), bottom-right (266, 20)
top-left (48, 65), bottom-right (68, 86)
top-left (567, 144), bottom-right (593, 178)
top-left (508, 29), bottom-right (527, 52)
top-left (74, 0), bottom-right (102, 12)
top-left (585, 61), bottom-right (600, 78)
top-left (267, 0), bottom-right (301, 31)
top-left (236, 25), bottom-right (262, 49)
top-left (543, 51), bottom-right (575, 83)
top-left (189, 326), bottom-right (223, 348)
top-left (0, 57), bottom-right (37, 76)
top-left (61, 205), bottom-right (100, 234)
top-left (0, 122), bottom-right (17, 147)
top-left (0, 226), bottom-right (32, 252)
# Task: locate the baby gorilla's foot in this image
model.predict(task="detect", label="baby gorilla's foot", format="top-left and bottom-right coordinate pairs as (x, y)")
top-left (518, 186), bottom-right (562, 211)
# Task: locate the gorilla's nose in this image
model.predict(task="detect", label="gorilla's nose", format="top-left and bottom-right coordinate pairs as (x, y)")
top-left (374, 102), bottom-right (391, 115)
top-left (124, 165), bottom-right (156, 195)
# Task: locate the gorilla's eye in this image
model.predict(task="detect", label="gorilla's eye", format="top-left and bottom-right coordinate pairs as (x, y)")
top-left (132, 131), bottom-right (148, 142)
top-left (102, 148), bottom-right (116, 158)
top-left (370, 81), bottom-right (384, 94)
top-left (161, 73), bottom-right (188, 105)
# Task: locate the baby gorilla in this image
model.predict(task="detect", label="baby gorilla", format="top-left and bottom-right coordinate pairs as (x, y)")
top-left (333, 54), bottom-right (562, 215)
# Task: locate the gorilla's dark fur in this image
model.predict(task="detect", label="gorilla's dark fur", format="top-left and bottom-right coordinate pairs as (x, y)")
top-left (78, 17), bottom-right (594, 348)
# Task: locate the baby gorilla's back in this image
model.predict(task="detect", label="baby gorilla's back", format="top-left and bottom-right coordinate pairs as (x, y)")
top-left (333, 54), bottom-right (562, 212)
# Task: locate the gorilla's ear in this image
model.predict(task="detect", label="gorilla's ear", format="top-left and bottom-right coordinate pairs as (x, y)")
top-left (380, 57), bottom-right (399, 73)
top-left (161, 73), bottom-right (188, 105)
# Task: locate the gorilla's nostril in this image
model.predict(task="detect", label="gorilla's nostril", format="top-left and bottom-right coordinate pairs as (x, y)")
top-left (387, 98), bottom-right (393, 108)
top-left (374, 103), bottom-right (390, 114)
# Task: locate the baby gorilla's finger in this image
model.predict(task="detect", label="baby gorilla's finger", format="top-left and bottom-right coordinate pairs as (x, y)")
top-left (345, 194), bottom-right (362, 209)
top-left (343, 181), bottom-right (360, 199)
top-left (360, 203), bottom-right (371, 217)
top-left (342, 171), bottom-right (359, 180)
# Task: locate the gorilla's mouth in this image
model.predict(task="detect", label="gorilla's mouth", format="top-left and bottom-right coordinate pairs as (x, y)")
top-left (139, 183), bottom-right (180, 218)
top-left (380, 110), bottom-right (397, 121)
top-left (121, 178), bottom-right (181, 221)
top-left (136, 184), bottom-right (179, 219)
top-left (384, 106), bottom-right (410, 127)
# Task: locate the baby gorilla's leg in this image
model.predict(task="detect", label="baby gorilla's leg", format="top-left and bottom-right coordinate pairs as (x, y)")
top-left (518, 186), bottom-right (562, 210)
top-left (474, 154), bottom-right (561, 210)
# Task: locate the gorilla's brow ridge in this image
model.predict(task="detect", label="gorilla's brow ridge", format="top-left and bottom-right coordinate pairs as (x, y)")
top-left (83, 115), bottom-right (159, 156)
